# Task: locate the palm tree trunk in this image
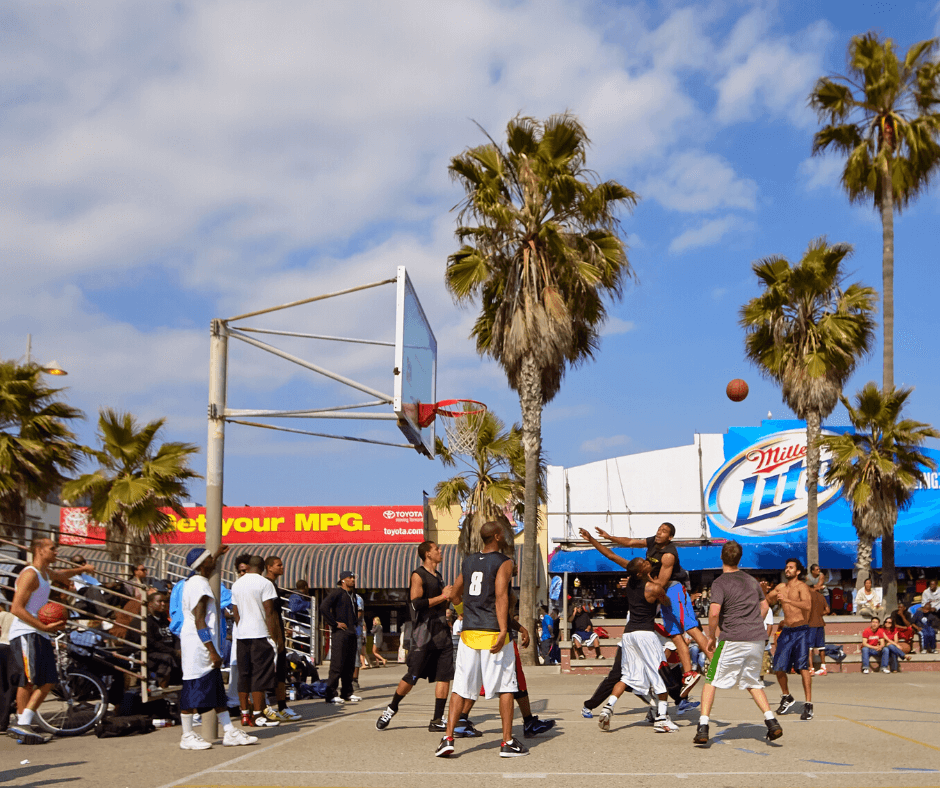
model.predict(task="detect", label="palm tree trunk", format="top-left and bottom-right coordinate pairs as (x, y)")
top-left (518, 354), bottom-right (541, 667)
top-left (855, 531), bottom-right (873, 591)
top-left (805, 410), bottom-right (821, 570)
top-left (880, 156), bottom-right (895, 391)
top-left (882, 523), bottom-right (897, 615)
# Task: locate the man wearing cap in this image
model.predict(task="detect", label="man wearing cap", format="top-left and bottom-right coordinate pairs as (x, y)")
top-left (320, 570), bottom-right (361, 705)
top-left (178, 545), bottom-right (258, 750)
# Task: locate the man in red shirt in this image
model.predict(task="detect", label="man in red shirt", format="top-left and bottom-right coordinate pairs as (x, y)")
top-left (860, 616), bottom-right (887, 674)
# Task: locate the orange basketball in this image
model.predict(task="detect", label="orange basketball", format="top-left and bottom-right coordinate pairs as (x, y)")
top-left (726, 379), bottom-right (749, 402)
top-left (38, 601), bottom-right (68, 625)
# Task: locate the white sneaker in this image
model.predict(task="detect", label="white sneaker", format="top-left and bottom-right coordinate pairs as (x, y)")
top-left (280, 706), bottom-right (302, 721)
top-left (881, 667), bottom-right (890, 673)
top-left (653, 716), bottom-right (679, 733)
top-left (223, 727), bottom-right (258, 746)
top-left (345, 694), bottom-right (362, 703)
top-left (252, 714), bottom-right (280, 727)
top-left (327, 696), bottom-right (345, 705)
top-left (192, 713), bottom-right (202, 727)
top-left (180, 732), bottom-right (212, 750)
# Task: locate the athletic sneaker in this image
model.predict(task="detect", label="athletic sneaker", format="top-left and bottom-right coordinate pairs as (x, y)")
top-left (653, 715), bottom-right (679, 733)
top-left (327, 696), bottom-right (345, 705)
top-left (645, 707), bottom-right (657, 724)
top-left (345, 694), bottom-right (362, 703)
top-left (192, 713), bottom-right (202, 726)
top-left (598, 708), bottom-right (612, 732)
top-left (223, 727), bottom-right (258, 746)
top-left (679, 671), bottom-right (701, 698)
top-left (693, 723), bottom-right (709, 744)
top-left (523, 717), bottom-right (555, 738)
top-left (180, 732), bottom-right (212, 750)
top-left (677, 699), bottom-right (700, 715)
top-left (280, 707), bottom-right (302, 721)
top-left (262, 706), bottom-right (284, 722)
top-left (765, 718), bottom-right (783, 741)
top-left (499, 738), bottom-right (529, 757)
top-left (453, 719), bottom-right (482, 738)
top-left (240, 713), bottom-right (254, 727)
top-left (800, 702), bottom-right (814, 720)
top-left (253, 714), bottom-right (280, 727)
top-left (428, 718), bottom-right (446, 732)
top-left (881, 667), bottom-right (890, 674)
top-left (862, 667), bottom-right (870, 674)
top-left (352, 680), bottom-right (361, 692)
top-left (776, 694), bottom-right (796, 714)
top-left (376, 706), bottom-right (397, 730)
top-left (434, 736), bottom-right (455, 757)
top-left (814, 667), bottom-right (827, 676)
top-left (581, 706), bottom-right (593, 719)
top-left (7, 724), bottom-right (51, 745)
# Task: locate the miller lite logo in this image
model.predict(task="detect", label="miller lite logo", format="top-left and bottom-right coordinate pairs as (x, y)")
top-left (705, 429), bottom-right (843, 536)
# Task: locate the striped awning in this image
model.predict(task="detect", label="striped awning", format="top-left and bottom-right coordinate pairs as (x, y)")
top-left (58, 541), bottom-right (540, 591)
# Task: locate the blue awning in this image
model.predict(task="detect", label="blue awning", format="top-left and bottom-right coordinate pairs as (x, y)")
top-left (549, 540), bottom-right (940, 574)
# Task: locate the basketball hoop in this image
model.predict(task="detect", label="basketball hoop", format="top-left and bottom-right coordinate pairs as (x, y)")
top-left (419, 399), bottom-right (487, 456)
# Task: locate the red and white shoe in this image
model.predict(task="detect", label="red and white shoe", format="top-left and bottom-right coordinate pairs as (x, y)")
top-left (679, 671), bottom-right (701, 698)
top-left (814, 667), bottom-right (828, 676)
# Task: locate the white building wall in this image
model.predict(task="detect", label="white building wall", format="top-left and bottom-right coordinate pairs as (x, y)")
top-left (548, 432), bottom-right (726, 544)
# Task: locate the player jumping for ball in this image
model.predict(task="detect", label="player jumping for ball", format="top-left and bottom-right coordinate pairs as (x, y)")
top-left (595, 523), bottom-right (709, 697)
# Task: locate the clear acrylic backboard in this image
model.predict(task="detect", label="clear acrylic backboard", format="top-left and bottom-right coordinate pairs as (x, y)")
top-left (394, 266), bottom-right (437, 456)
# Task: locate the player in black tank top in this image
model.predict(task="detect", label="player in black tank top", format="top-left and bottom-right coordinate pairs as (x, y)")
top-left (375, 541), bottom-right (455, 733)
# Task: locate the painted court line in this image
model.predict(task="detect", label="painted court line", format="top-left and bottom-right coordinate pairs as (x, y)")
top-left (210, 769), bottom-right (940, 778)
top-left (836, 715), bottom-right (940, 752)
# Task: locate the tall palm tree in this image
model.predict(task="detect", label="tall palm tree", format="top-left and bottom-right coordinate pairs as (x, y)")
top-left (810, 33), bottom-right (940, 392)
top-left (62, 409), bottom-right (201, 561)
top-left (819, 383), bottom-right (938, 613)
top-left (0, 359), bottom-right (84, 541)
top-left (741, 238), bottom-right (877, 569)
top-left (446, 113), bottom-right (636, 663)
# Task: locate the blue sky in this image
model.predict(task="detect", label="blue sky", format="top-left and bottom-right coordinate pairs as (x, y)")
top-left (3, 1), bottom-right (940, 507)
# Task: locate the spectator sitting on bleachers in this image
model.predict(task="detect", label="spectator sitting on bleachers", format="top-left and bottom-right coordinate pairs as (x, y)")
top-left (880, 616), bottom-right (908, 672)
top-left (860, 616), bottom-right (887, 674)
top-left (147, 592), bottom-right (182, 688)
top-left (854, 578), bottom-right (884, 618)
top-left (894, 599), bottom-right (919, 654)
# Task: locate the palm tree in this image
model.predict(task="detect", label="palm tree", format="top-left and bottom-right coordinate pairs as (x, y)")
top-left (819, 383), bottom-right (938, 613)
top-left (740, 238), bottom-right (877, 569)
top-left (0, 359), bottom-right (84, 541)
top-left (62, 409), bottom-right (201, 561)
top-left (433, 408), bottom-right (535, 557)
top-left (446, 113), bottom-right (637, 663)
top-left (810, 33), bottom-right (940, 392)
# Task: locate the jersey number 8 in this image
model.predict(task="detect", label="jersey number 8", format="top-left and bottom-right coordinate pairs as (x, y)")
top-left (468, 571), bottom-right (483, 596)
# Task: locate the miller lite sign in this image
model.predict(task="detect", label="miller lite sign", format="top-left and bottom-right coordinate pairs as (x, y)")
top-left (705, 428), bottom-right (843, 537)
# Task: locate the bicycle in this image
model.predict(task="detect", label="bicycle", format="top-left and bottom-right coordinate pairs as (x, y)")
top-left (33, 630), bottom-right (107, 736)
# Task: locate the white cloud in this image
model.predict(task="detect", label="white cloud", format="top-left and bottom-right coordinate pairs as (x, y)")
top-left (600, 317), bottom-right (635, 336)
top-left (642, 151), bottom-right (758, 213)
top-left (669, 215), bottom-right (742, 254)
top-left (799, 155), bottom-right (844, 192)
top-left (580, 434), bottom-right (631, 453)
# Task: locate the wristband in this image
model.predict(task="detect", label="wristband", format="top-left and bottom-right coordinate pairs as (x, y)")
top-left (197, 627), bottom-right (212, 644)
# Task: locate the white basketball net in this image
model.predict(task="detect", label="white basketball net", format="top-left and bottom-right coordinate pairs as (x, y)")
top-left (437, 404), bottom-right (487, 457)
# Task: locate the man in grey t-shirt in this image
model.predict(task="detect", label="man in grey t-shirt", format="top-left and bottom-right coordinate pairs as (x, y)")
top-left (693, 541), bottom-right (783, 746)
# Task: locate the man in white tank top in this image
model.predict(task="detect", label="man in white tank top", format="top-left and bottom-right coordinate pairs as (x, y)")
top-left (8, 537), bottom-right (94, 744)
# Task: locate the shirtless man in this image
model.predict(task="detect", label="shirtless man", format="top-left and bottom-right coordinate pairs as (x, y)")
top-left (765, 558), bottom-right (814, 720)
top-left (595, 523), bottom-right (708, 697)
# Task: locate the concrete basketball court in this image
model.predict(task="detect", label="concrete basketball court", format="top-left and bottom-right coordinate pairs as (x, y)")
top-left (3, 666), bottom-right (939, 788)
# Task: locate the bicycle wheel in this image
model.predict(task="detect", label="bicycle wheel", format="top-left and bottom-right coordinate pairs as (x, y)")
top-left (35, 670), bottom-right (107, 736)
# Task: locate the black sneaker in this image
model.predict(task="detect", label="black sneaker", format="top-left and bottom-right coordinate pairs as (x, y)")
top-left (453, 718), bottom-right (481, 738)
top-left (376, 706), bottom-right (396, 730)
top-left (766, 717), bottom-right (783, 740)
top-left (523, 716), bottom-right (555, 738)
top-left (776, 694), bottom-right (796, 714)
top-left (800, 702), bottom-right (814, 720)
top-left (499, 737), bottom-right (529, 757)
top-left (434, 736), bottom-right (455, 757)
top-left (7, 724), bottom-right (51, 745)
top-left (693, 723), bottom-right (709, 744)
top-left (428, 718), bottom-right (446, 732)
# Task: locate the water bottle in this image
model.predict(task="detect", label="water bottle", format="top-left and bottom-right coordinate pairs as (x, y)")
top-left (153, 719), bottom-right (174, 728)
top-left (288, 686), bottom-right (297, 701)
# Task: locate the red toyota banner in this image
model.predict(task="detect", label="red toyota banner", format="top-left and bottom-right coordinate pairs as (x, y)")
top-left (59, 505), bottom-right (425, 545)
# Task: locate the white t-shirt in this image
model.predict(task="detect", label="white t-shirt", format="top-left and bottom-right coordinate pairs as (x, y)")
top-left (922, 587), bottom-right (940, 609)
top-left (8, 566), bottom-right (51, 641)
top-left (231, 573), bottom-right (278, 640)
top-left (180, 574), bottom-right (219, 681)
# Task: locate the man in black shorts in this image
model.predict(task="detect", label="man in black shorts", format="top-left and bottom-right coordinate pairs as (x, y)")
top-left (263, 555), bottom-right (301, 721)
top-left (376, 540), bottom-right (454, 731)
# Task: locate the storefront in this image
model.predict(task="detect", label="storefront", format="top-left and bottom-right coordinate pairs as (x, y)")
top-left (547, 419), bottom-right (940, 612)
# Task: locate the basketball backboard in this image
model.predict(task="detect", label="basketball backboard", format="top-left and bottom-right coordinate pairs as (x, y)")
top-left (394, 266), bottom-right (437, 457)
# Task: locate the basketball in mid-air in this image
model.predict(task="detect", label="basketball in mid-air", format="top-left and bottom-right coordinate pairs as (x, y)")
top-left (38, 601), bottom-right (68, 626)
top-left (726, 379), bottom-right (749, 402)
